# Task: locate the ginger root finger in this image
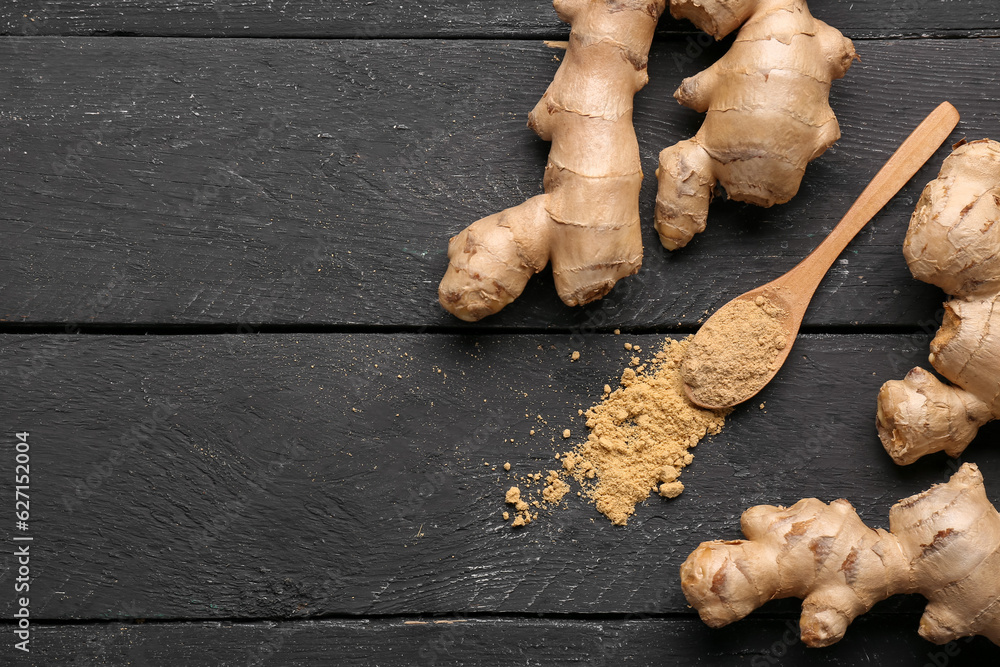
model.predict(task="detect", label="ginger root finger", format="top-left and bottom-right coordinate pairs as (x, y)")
top-left (438, 0), bottom-right (664, 321)
top-left (877, 139), bottom-right (1000, 464)
top-left (656, 0), bottom-right (855, 249)
top-left (682, 463), bottom-right (1000, 647)
top-left (438, 197), bottom-right (552, 322)
top-left (654, 139), bottom-right (715, 251)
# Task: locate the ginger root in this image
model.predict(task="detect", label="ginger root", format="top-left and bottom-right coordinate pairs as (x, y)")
top-left (877, 139), bottom-right (1000, 464)
top-left (655, 0), bottom-right (856, 250)
top-left (438, 0), bottom-right (665, 321)
top-left (681, 463), bottom-right (1000, 647)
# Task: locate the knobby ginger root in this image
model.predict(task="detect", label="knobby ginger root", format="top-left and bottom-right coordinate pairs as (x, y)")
top-left (681, 463), bottom-right (1000, 647)
top-left (877, 139), bottom-right (1000, 464)
top-left (655, 0), bottom-right (856, 250)
top-left (438, 0), bottom-right (665, 321)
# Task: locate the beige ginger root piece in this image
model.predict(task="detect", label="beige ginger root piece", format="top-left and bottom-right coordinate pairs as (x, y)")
top-left (655, 0), bottom-right (856, 250)
top-left (876, 139), bottom-right (1000, 465)
top-left (681, 463), bottom-right (1000, 647)
top-left (438, 0), bottom-right (665, 321)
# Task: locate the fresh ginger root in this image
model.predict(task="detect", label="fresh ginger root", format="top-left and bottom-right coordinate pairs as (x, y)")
top-left (681, 463), bottom-right (1000, 647)
top-left (655, 0), bottom-right (856, 249)
top-left (438, 0), bottom-right (665, 321)
top-left (877, 139), bottom-right (1000, 465)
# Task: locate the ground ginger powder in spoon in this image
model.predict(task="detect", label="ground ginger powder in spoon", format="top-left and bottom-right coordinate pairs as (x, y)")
top-left (682, 295), bottom-right (787, 408)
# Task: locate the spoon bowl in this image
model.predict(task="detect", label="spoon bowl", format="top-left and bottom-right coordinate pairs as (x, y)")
top-left (682, 101), bottom-right (961, 410)
top-left (682, 287), bottom-right (799, 410)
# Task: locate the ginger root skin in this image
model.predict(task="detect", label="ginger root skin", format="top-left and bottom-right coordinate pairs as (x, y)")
top-left (438, 0), bottom-right (665, 321)
top-left (655, 0), bottom-right (856, 250)
top-left (681, 463), bottom-right (1000, 647)
top-left (904, 139), bottom-right (1000, 297)
top-left (877, 139), bottom-right (1000, 464)
top-left (876, 367), bottom-right (991, 466)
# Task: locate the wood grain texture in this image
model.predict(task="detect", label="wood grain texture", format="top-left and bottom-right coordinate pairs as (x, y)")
top-left (11, 617), bottom-right (999, 666)
top-left (4, 37), bottom-right (1000, 330)
top-left (4, 4), bottom-right (1000, 665)
top-left (2, 333), bottom-right (997, 622)
top-left (3, 0), bottom-right (999, 39)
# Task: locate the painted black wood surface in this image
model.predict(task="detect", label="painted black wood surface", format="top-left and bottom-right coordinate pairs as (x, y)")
top-left (20, 618), bottom-right (1000, 666)
top-left (3, 0), bottom-right (1000, 39)
top-left (5, 332), bottom-right (1000, 620)
top-left (5, 37), bottom-right (1000, 331)
top-left (2, 0), bottom-right (1000, 664)
top-left (1, 332), bottom-right (998, 664)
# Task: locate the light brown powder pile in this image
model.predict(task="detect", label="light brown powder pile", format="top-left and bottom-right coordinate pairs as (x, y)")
top-left (559, 338), bottom-right (728, 525)
top-left (682, 295), bottom-right (787, 408)
top-left (502, 337), bottom-right (729, 528)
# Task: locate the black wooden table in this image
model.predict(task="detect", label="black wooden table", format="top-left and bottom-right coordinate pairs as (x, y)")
top-left (3, 1), bottom-right (1000, 665)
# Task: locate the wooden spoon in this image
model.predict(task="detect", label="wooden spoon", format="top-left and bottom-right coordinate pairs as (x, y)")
top-left (681, 101), bottom-right (961, 410)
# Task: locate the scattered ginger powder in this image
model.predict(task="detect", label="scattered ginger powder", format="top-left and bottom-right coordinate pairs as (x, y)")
top-left (505, 338), bottom-right (728, 527)
top-left (682, 295), bottom-right (787, 408)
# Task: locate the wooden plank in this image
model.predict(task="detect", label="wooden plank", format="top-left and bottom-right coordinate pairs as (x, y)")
top-left (14, 617), bottom-right (1000, 666)
top-left (2, 38), bottom-right (996, 330)
top-left (1, 332), bottom-right (998, 621)
top-left (3, 0), bottom-right (999, 39)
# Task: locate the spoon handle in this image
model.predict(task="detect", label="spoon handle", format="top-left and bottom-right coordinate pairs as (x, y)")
top-left (786, 101), bottom-right (960, 302)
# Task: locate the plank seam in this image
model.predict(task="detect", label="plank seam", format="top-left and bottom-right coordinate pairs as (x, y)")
top-left (0, 324), bottom-right (941, 336)
top-left (0, 610), bottom-right (932, 627)
top-left (1, 32), bottom-right (999, 41)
